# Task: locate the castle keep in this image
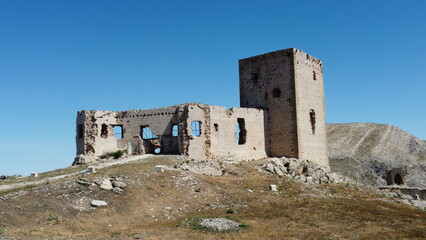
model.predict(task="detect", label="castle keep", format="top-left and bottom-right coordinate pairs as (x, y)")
top-left (76, 48), bottom-right (329, 168)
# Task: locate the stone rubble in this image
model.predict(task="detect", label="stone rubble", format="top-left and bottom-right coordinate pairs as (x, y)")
top-left (99, 179), bottom-right (113, 190)
top-left (265, 157), bottom-right (356, 185)
top-left (0, 175), bottom-right (22, 180)
top-left (75, 177), bottom-right (127, 194)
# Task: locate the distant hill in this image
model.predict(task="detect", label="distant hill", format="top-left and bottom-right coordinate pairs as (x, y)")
top-left (327, 123), bottom-right (426, 187)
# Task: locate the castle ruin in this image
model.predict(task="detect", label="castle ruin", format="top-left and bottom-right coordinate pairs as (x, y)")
top-left (76, 48), bottom-right (329, 168)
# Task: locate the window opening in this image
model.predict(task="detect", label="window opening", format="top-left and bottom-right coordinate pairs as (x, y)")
top-left (272, 88), bottom-right (281, 98)
top-left (78, 124), bottom-right (84, 139)
top-left (191, 121), bottom-right (201, 136)
top-left (251, 69), bottom-right (259, 84)
top-left (313, 71), bottom-right (317, 80)
top-left (214, 123), bottom-right (219, 132)
top-left (141, 126), bottom-right (158, 140)
top-left (237, 118), bottom-right (247, 145)
top-left (101, 124), bottom-right (108, 138)
top-left (113, 125), bottom-right (123, 139)
top-left (172, 125), bottom-right (179, 136)
top-left (309, 109), bottom-right (316, 135)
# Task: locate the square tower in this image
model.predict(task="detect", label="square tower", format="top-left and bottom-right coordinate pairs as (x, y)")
top-left (239, 48), bottom-right (329, 168)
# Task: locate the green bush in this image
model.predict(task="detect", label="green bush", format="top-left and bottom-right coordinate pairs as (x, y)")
top-left (114, 150), bottom-right (125, 159)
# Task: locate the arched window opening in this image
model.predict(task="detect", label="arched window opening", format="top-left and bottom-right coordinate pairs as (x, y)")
top-left (394, 174), bottom-right (403, 185)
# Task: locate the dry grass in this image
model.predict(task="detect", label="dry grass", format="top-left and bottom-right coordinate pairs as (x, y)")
top-left (0, 156), bottom-right (425, 239)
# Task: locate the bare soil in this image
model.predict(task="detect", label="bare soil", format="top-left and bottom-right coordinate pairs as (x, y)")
top-left (1, 155), bottom-right (426, 239)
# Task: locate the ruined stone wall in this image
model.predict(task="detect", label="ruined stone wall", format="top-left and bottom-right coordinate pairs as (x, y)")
top-left (182, 103), bottom-right (210, 160)
top-left (76, 110), bottom-right (118, 156)
top-left (293, 50), bottom-right (329, 168)
top-left (239, 49), bottom-right (298, 158)
top-left (76, 48), bottom-right (329, 167)
top-left (208, 106), bottom-right (267, 160)
top-left (77, 102), bottom-right (268, 161)
top-left (76, 106), bottom-right (180, 157)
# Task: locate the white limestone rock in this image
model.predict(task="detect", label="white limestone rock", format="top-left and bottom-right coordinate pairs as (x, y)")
top-left (90, 200), bottom-right (107, 207)
top-left (269, 184), bottom-right (278, 191)
top-left (99, 179), bottom-right (113, 190)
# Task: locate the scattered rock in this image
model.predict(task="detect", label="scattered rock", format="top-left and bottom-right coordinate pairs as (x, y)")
top-left (199, 218), bottom-right (242, 232)
top-left (99, 179), bottom-right (113, 190)
top-left (76, 178), bottom-right (91, 186)
top-left (155, 165), bottom-right (167, 173)
top-left (94, 179), bottom-right (104, 186)
top-left (0, 174), bottom-right (22, 180)
top-left (269, 184), bottom-right (278, 191)
top-left (306, 176), bottom-right (314, 184)
top-left (112, 187), bottom-right (124, 194)
top-left (87, 166), bottom-right (96, 173)
top-left (111, 180), bottom-right (127, 188)
top-left (265, 163), bottom-right (274, 173)
top-left (90, 200), bottom-right (107, 207)
top-left (133, 233), bottom-right (149, 239)
top-left (73, 155), bottom-right (94, 165)
top-left (414, 194), bottom-right (420, 200)
top-left (265, 157), bottom-right (355, 185)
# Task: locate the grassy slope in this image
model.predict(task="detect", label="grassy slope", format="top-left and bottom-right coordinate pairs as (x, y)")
top-left (1, 156), bottom-right (426, 239)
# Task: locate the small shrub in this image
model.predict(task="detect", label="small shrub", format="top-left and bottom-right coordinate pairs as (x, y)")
top-left (114, 150), bottom-right (125, 159)
top-left (226, 209), bottom-right (235, 214)
top-left (46, 216), bottom-right (59, 225)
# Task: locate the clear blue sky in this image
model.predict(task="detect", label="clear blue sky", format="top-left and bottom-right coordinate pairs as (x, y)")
top-left (1, 0), bottom-right (425, 176)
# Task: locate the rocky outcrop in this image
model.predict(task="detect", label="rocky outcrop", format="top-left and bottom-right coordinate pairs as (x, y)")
top-left (327, 123), bottom-right (426, 187)
top-left (264, 157), bottom-right (354, 184)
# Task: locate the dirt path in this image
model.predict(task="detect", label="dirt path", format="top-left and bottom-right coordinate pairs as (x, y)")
top-left (0, 155), bottom-right (152, 192)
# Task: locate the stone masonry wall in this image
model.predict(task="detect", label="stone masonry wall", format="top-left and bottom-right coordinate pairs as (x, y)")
top-left (77, 103), bottom-right (267, 161)
top-left (239, 48), bottom-right (329, 168)
top-left (239, 49), bottom-right (299, 158)
top-left (293, 49), bottom-right (329, 168)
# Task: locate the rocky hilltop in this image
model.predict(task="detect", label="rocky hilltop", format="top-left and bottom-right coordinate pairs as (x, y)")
top-left (327, 123), bottom-right (426, 187)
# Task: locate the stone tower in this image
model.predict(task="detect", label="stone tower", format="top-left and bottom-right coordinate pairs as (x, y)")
top-left (239, 48), bottom-right (329, 168)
